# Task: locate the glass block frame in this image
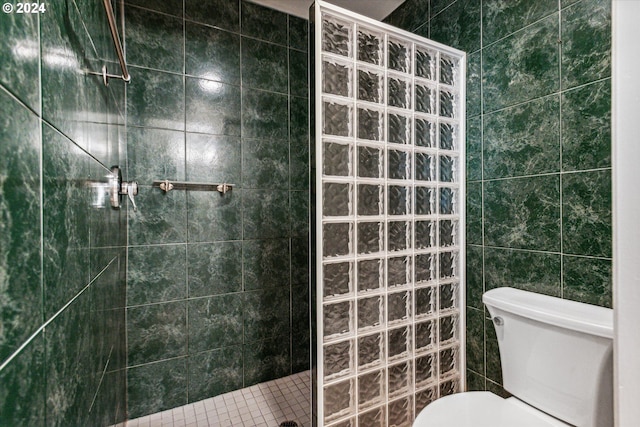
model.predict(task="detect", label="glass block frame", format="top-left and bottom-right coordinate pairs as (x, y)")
top-left (313, 1), bottom-right (466, 426)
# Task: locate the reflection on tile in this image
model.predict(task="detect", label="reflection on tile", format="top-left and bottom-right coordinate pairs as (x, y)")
top-left (241, 37), bottom-right (288, 93)
top-left (188, 347), bottom-right (243, 402)
top-left (563, 255), bottom-right (612, 308)
top-left (187, 190), bottom-right (242, 243)
top-left (188, 241), bottom-right (242, 297)
top-left (185, 23), bottom-right (240, 85)
top-left (128, 244), bottom-right (187, 305)
top-left (186, 133), bottom-right (241, 184)
top-left (185, 77), bottom-right (241, 136)
top-left (243, 239), bottom-right (290, 291)
top-left (188, 294), bottom-right (243, 352)
top-left (127, 127), bottom-right (186, 184)
top-left (127, 358), bottom-right (188, 419)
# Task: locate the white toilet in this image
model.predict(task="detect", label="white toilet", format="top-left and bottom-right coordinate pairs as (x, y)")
top-left (414, 287), bottom-right (614, 427)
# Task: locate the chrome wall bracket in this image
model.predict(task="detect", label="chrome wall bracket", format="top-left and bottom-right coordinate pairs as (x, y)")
top-left (109, 166), bottom-right (139, 211)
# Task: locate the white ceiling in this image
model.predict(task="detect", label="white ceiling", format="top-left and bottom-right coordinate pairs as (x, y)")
top-left (247, 0), bottom-right (405, 20)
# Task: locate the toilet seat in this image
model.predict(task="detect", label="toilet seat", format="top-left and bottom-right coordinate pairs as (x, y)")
top-left (413, 392), bottom-right (571, 427)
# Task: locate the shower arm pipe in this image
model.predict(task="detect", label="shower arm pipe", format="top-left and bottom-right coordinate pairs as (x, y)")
top-left (102, 0), bottom-right (130, 83)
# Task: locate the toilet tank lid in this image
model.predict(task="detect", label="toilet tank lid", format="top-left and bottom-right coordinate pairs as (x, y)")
top-left (483, 287), bottom-right (613, 339)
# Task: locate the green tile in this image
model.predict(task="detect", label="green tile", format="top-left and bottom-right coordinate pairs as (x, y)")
top-left (241, 0), bottom-right (287, 45)
top-left (482, 0), bottom-right (557, 45)
top-left (484, 317), bottom-right (502, 385)
top-left (185, 77), bottom-right (241, 136)
top-left (466, 307), bottom-right (485, 375)
top-left (289, 15), bottom-right (308, 51)
top-left (484, 175), bottom-right (561, 252)
top-left (188, 294), bottom-right (243, 352)
top-left (483, 14), bottom-right (559, 113)
top-left (289, 49), bottom-right (308, 98)
top-left (241, 37), bottom-right (288, 94)
top-left (186, 133), bottom-right (241, 184)
top-left (243, 336), bottom-right (291, 386)
top-left (466, 182), bottom-right (482, 246)
top-left (125, 0), bottom-right (183, 16)
top-left (127, 358), bottom-right (187, 419)
top-left (242, 138), bottom-right (289, 189)
top-left (291, 236), bottom-right (310, 285)
top-left (561, 79), bottom-right (611, 172)
top-left (187, 347), bottom-right (243, 402)
top-left (483, 96), bottom-right (560, 179)
top-left (242, 239), bottom-right (290, 291)
top-left (185, 23), bottom-right (240, 84)
top-left (290, 96), bottom-right (309, 191)
top-left (384, 0), bottom-right (429, 32)
top-left (466, 369), bottom-right (485, 391)
top-left (185, 0), bottom-right (239, 32)
top-left (484, 247), bottom-right (561, 297)
top-left (486, 380), bottom-right (511, 398)
top-left (127, 245), bottom-right (187, 305)
top-left (242, 189), bottom-right (290, 239)
top-left (125, 5), bottom-right (184, 73)
top-left (187, 241), bottom-right (242, 298)
top-left (431, 0), bottom-right (455, 18)
top-left (466, 245), bottom-right (483, 309)
top-left (290, 190), bottom-right (309, 238)
top-left (430, 0), bottom-right (481, 53)
top-left (467, 51), bottom-right (481, 118)
top-left (563, 255), bottom-right (612, 308)
top-left (562, 170), bottom-right (612, 258)
top-left (242, 89), bottom-right (289, 139)
top-left (561, 0), bottom-right (611, 90)
top-left (127, 127), bottom-right (186, 184)
top-left (466, 116), bottom-right (482, 182)
top-left (186, 189), bottom-right (242, 242)
top-left (128, 186), bottom-right (187, 245)
top-left (244, 288), bottom-right (290, 343)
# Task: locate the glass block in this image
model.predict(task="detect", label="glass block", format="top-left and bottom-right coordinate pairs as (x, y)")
top-left (415, 386), bottom-right (437, 413)
top-left (324, 378), bottom-right (355, 423)
top-left (323, 182), bottom-right (353, 217)
top-left (388, 37), bottom-right (411, 73)
top-left (439, 314), bottom-right (459, 345)
top-left (439, 219), bottom-right (458, 247)
top-left (328, 419), bottom-right (355, 427)
top-left (415, 84), bottom-right (435, 114)
top-left (323, 141), bottom-right (352, 177)
top-left (388, 221), bottom-right (412, 252)
top-left (358, 332), bottom-right (385, 369)
top-left (324, 339), bottom-right (354, 380)
top-left (388, 149), bottom-right (411, 181)
top-left (388, 290), bottom-right (412, 325)
top-left (388, 359), bottom-right (411, 397)
top-left (387, 256), bottom-right (411, 288)
top-left (358, 107), bottom-right (383, 141)
top-left (415, 46), bottom-right (436, 80)
top-left (415, 319), bottom-right (436, 353)
top-left (439, 345), bottom-right (460, 377)
top-left (439, 250), bottom-right (459, 279)
top-left (415, 286), bottom-right (437, 319)
top-left (415, 153), bottom-right (435, 181)
top-left (388, 75), bottom-right (411, 109)
top-left (439, 155), bottom-right (457, 183)
top-left (323, 58), bottom-right (353, 98)
top-left (415, 186), bottom-right (436, 216)
top-left (388, 326), bottom-right (411, 362)
top-left (415, 220), bottom-right (435, 249)
top-left (388, 185), bottom-right (411, 216)
top-left (358, 405), bottom-right (385, 427)
top-left (415, 352), bottom-right (437, 388)
top-left (358, 295), bottom-right (384, 331)
top-left (439, 90), bottom-right (457, 118)
top-left (388, 112), bottom-right (411, 145)
top-left (440, 54), bottom-right (458, 86)
top-left (358, 184), bottom-right (384, 216)
top-left (323, 222), bottom-right (353, 258)
top-left (357, 221), bottom-right (384, 255)
top-left (323, 261), bottom-right (353, 299)
top-left (415, 116), bottom-right (435, 147)
top-left (357, 145), bottom-right (383, 178)
top-left (358, 370), bottom-right (385, 410)
top-left (439, 187), bottom-right (458, 215)
top-left (388, 396), bottom-right (413, 427)
top-left (358, 28), bottom-right (383, 65)
top-left (439, 122), bottom-right (458, 150)
top-left (323, 100), bottom-right (353, 137)
top-left (440, 377), bottom-right (461, 397)
top-left (415, 253), bottom-right (435, 284)
top-left (357, 258), bottom-right (384, 293)
top-left (322, 15), bottom-right (352, 57)
top-left (440, 282), bottom-right (459, 312)
top-left (324, 300), bottom-right (353, 340)
top-left (358, 68), bottom-right (384, 103)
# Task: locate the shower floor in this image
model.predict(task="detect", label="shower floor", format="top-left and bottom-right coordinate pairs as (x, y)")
top-left (124, 371), bottom-right (311, 427)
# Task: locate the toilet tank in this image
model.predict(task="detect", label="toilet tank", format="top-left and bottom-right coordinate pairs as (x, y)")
top-left (483, 287), bottom-right (613, 427)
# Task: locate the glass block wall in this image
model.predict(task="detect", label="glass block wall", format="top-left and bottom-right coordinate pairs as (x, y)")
top-left (313, 2), bottom-right (466, 426)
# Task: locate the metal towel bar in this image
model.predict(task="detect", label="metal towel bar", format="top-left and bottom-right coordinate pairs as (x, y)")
top-left (153, 180), bottom-right (234, 195)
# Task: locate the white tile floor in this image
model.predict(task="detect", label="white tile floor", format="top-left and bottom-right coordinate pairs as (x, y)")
top-left (124, 371), bottom-right (311, 427)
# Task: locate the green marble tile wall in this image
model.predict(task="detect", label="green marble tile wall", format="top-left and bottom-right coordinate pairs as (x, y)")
top-left (123, 0), bottom-right (310, 418)
top-left (0, 0), bottom-right (128, 425)
top-left (386, 0), bottom-right (612, 397)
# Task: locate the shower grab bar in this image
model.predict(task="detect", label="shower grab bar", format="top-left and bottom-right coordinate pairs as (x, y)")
top-left (89, 0), bottom-right (130, 85)
top-left (153, 180), bottom-right (234, 195)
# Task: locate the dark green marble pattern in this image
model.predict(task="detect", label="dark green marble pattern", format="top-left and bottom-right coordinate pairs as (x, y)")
top-left (128, 186), bottom-right (187, 245)
top-left (243, 239), bottom-right (290, 291)
top-left (291, 237), bottom-right (310, 285)
top-left (187, 190), bottom-right (242, 242)
top-left (466, 307), bottom-right (484, 375)
top-left (291, 282), bottom-right (310, 371)
top-left (242, 89), bottom-right (289, 139)
top-left (187, 241), bottom-right (242, 297)
top-left (466, 369), bottom-right (485, 391)
top-left (289, 96), bottom-right (310, 191)
top-left (242, 189), bottom-right (290, 239)
top-left (484, 174), bottom-right (561, 252)
top-left (430, 0), bottom-right (481, 54)
top-left (466, 116), bottom-right (482, 182)
top-left (186, 133), bottom-right (241, 184)
top-left (484, 247), bottom-right (561, 297)
top-left (466, 181), bottom-right (482, 246)
top-left (125, 0), bottom-right (183, 17)
top-left (484, 316), bottom-right (502, 385)
top-left (562, 170), bottom-right (612, 258)
top-left (466, 245), bottom-right (484, 309)
top-left (242, 138), bottom-right (289, 189)
top-left (188, 294), bottom-right (243, 352)
top-left (185, 0), bottom-right (239, 32)
top-left (243, 336), bottom-right (291, 387)
top-left (241, 37), bottom-right (288, 94)
top-left (127, 126), bottom-right (186, 184)
top-left (561, 79), bottom-right (611, 172)
top-left (241, 1), bottom-right (287, 45)
top-left (383, 0), bottom-right (429, 32)
top-left (185, 77), bottom-right (241, 136)
top-left (467, 52), bottom-right (481, 118)
top-left (187, 347), bottom-right (243, 402)
top-left (289, 16), bottom-right (309, 52)
top-left (127, 244), bottom-right (187, 305)
top-left (483, 14), bottom-right (559, 113)
top-left (290, 190), bottom-right (310, 238)
top-left (127, 357), bottom-right (188, 418)
top-left (483, 0), bottom-right (557, 45)
top-left (244, 287), bottom-right (291, 343)
top-left (290, 49), bottom-right (309, 98)
top-left (486, 380), bottom-right (511, 398)
top-left (431, 0), bottom-right (456, 17)
top-left (127, 301), bottom-right (187, 365)
top-left (125, 5), bottom-right (184, 73)
top-left (561, 0), bottom-right (611, 90)
top-left (185, 23), bottom-right (240, 85)
top-left (563, 255), bottom-right (611, 308)
top-left (483, 95), bottom-right (560, 179)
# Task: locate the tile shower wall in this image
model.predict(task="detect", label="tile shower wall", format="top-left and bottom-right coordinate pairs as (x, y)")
top-left (123, 0), bottom-right (310, 418)
top-left (0, 1), bottom-right (127, 426)
top-left (386, 0), bottom-right (612, 396)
